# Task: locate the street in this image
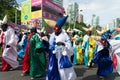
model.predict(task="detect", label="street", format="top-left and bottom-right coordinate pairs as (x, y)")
top-left (0, 61), bottom-right (120, 80)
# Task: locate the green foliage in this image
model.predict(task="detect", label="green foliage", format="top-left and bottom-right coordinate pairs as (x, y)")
top-left (0, 0), bottom-right (21, 24)
top-left (76, 22), bottom-right (87, 36)
top-left (64, 21), bottom-right (87, 35)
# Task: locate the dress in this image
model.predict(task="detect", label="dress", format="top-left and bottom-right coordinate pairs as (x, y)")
top-left (82, 35), bottom-right (96, 66)
top-left (73, 36), bottom-right (83, 65)
top-left (46, 31), bottom-right (77, 80)
top-left (22, 33), bottom-right (33, 74)
top-left (2, 27), bottom-right (19, 70)
top-left (109, 35), bottom-right (120, 75)
top-left (73, 45), bottom-right (83, 65)
top-left (91, 42), bottom-right (113, 76)
top-left (29, 33), bottom-right (46, 78)
top-left (18, 34), bottom-right (28, 58)
top-left (0, 32), bottom-right (11, 71)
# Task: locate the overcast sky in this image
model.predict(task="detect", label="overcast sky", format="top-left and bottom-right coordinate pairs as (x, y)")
top-left (63, 0), bottom-right (120, 26)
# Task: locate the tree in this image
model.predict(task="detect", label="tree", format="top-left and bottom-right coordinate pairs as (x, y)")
top-left (0, 0), bottom-right (21, 24)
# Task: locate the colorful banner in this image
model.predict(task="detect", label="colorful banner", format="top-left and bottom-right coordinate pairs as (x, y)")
top-left (32, 0), bottom-right (42, 6)
top-left (43, 0), bottom-right (64, 14)
top-left (32, 10), bottom-right (42, 19)
top-left (21, 0), bottom-right (31, 22)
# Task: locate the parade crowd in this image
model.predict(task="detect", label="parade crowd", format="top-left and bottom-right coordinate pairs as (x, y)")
top-left (0, 15), bottom-right (120, 80)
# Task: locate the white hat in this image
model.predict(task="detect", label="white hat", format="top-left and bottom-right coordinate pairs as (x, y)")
top-left (2, 15), bottom-right (7, 24)
top-left (56, 33), bottom-right (67, 44)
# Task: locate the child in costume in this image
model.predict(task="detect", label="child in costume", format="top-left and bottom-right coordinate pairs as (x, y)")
top-left (73, 34), bottom-right (83, 65)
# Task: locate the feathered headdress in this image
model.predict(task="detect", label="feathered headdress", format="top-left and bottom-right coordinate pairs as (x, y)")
top-left (0, 15), bottom-right (8, 25)
top-left (82, 26), bottom-right (93, 32)
top-left (114, 28), bottom-right (120, 32)
top-left (2, 15), bottom-right (7, 24)
top-left (41, 27), bottom-right (45, 32)
top-left (101, 29), bottom-right (115, 40)
top-left (67, 27), bottom-right (70, 32)
top-left (44, 19), bottom-right (56, 28)
top-left (96, 30), bottom-right (104, 36)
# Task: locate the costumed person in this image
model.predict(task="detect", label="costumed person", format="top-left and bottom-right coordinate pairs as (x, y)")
top-left (17, 31), bottom-right (28, 59)
top-left (39, 27), bottom-right (49, 71)
top-left (73, 34), bottom-right (83, 65)
top-left (89, 29), bottom-right (114, 78)
top-left (82, 26), bottom-right (96, 67)
top-left (29, 28), bottom-right (46, 80)
top-left (108, 27), bottom-right (120, 75)
top-left (21, 29), bottom-right (32, 76)
top-left (46, 15), bottom-right (77, 80)
top-left (0, 17), bottom-right (9, 71)
top-left (0, 15), bottom-right (19, 71)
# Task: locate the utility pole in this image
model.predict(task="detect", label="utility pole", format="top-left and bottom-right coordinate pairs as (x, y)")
top-left (15, 9), bottom-right (17, 25)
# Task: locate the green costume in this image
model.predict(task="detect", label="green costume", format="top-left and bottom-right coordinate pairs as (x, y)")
top-left (29, 33), bottom-right (46, 78)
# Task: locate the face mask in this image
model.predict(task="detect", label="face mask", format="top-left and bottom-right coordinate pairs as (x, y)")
top-left (55, 45), bottom-right (64, 51)
top-left (1, 24), bottom-right (8, 32)
top-left (100, 39), bottom-right (106, 46)
top-left (54, 26), bottom-right (61, 36)
top-left (87, 31), bottom-right (91, 36)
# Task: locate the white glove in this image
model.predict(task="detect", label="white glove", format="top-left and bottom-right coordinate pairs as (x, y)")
top-left (62, 51), bottom-right (67, 56)
top-left (53, 50), bottom-right (57, 54)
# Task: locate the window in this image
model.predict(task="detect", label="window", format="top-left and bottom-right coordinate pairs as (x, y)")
top-left (43, 6), bottom-right (63, 17)
top-left (32, 5), bottom-right (41, 12)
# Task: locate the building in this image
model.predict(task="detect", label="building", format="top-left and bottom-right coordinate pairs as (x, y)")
top-left (21, 0), bottom-right (64, 33)
top-left (67, 2), bottom-right (79, 24)
top-left (113, 18), bottom-right (120, 28)
top-left (51, 0), bottom-right (63, 7)
top-left (91, 14), bottom-right (99, 27)
top-left (78, 14), bottom-right (83, 23)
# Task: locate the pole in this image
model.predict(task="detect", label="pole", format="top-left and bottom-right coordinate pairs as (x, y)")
top-left (69, 12), bottom-right (71, 28)
top-left (15, 9), bottom-right (17, 26)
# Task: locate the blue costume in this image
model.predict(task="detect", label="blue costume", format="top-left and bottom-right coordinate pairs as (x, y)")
top-left (18, 33), bottom-right (28, 58)
top-left (46, 16), bottom-right (76, 80)
top-left (91, 30), bottom-right (115, 76)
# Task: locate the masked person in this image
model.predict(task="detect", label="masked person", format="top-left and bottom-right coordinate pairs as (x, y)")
top-left (29, 28), bottom-right (46, 80)
top-left (17, 31), bottom-right (28, 59)
top-left (0, 15), bottom-right (19, 71)
top-left (89, 30), bottom-right (114, 78)
top-left (21, 29), bottom-right (32, 76)
top-left (46, 16), bottom-right (77, 80)
top-left (82, 26), bottom-right (96, 67)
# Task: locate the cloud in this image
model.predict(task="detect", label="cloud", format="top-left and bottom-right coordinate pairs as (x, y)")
top-left (77, 0), bottom-right (120, 26)
top-left (63, 0), bottom-right (69, 9)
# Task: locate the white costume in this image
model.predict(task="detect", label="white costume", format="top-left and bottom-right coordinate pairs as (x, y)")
top-left (2, 27), bottom-right (19, 68)
top-left (50, 31), bottom-right (77, 80)
top-left (109, 35), bottom-right (120, 75)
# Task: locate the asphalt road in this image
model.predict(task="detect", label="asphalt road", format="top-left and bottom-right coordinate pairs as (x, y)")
top-left (0, 61), bottom-right (120, 80)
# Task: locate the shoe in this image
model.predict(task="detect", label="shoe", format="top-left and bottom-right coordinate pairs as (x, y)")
top-left (31, 77), bottom-right (35, 80)
top-left (98, 76), bottom-right (104, 79)
top-left (10, 67), bottom-right (19, 71)
top-left (21, 73), bottom-right (29, 76)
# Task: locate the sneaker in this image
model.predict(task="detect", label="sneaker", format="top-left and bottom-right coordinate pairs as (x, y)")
top-left (98, 76), bottom-right (104, 79)
top-left (10, 67), bottom-right (19, 71)
top-left (21, 73), bottom-right (28, 76)
top-left (31, 77), bottom-right (35, 80)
